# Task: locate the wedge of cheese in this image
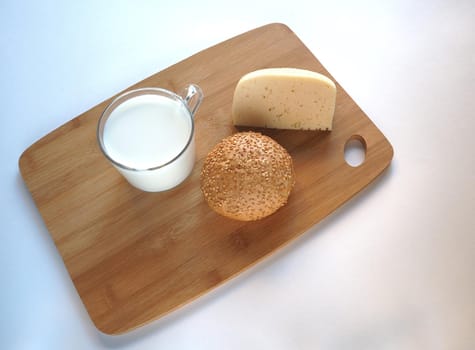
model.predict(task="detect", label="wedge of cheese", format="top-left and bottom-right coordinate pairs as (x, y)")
top-left (232, 68), bottom-right (336, 130)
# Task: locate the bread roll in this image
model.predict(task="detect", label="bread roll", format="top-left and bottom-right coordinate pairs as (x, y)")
top-left (200, 131), bottom-right (295, 221)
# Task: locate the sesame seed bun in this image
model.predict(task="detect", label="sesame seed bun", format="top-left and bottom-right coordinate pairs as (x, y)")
top-left (200, 131), bottom-right (295, 221)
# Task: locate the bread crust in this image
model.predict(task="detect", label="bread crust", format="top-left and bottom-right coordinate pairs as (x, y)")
top-left (200, 131), bottom-right (295, 221)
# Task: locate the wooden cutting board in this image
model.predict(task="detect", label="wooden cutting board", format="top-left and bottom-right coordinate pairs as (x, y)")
top-left (19, 23), bottom-right (393, 335)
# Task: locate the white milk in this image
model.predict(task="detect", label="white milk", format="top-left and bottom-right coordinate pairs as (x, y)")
top-left (102, 94), bottom-right (195, 192)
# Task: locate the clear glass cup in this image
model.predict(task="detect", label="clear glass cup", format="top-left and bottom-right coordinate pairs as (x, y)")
top-left (97, 85), bottom-right (203, 192)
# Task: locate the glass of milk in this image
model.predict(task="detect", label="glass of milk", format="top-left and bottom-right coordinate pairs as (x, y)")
top-left (97, 85), bottom-right (203, 192)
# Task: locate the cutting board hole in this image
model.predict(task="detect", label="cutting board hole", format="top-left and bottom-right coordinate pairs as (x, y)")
top-left (344, 135), bottom-right (366, 167)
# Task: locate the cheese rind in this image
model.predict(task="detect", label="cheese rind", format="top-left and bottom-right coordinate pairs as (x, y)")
top-left (232, 68), bottom-right (336, 130)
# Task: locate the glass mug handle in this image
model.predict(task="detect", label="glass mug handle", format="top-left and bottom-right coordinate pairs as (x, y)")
top-left (180, 84), bottom-right (204, 116)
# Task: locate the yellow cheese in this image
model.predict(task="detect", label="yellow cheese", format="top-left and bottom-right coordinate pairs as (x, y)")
top-left (232, 68), bottom-right (336, 130)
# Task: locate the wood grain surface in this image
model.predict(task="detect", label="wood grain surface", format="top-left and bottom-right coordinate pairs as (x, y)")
top-left (19, 23), bottom-right (393, 335)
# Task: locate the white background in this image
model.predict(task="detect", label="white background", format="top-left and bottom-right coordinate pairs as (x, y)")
top-left (1, 0), bottom-right (474, 349)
